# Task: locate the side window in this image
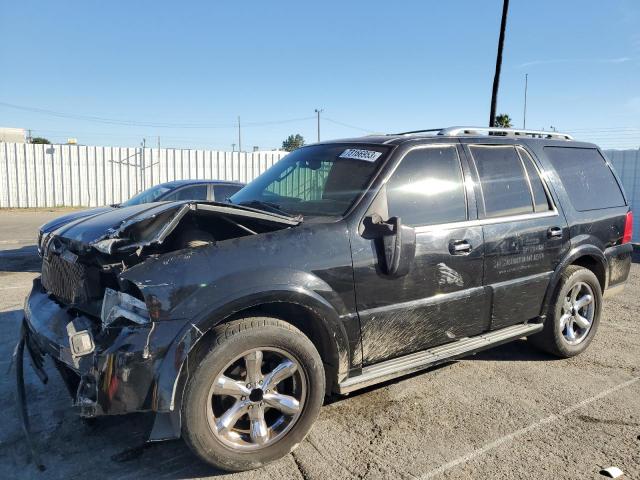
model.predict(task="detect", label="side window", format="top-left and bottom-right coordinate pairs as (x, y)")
top-left (544, 147), bottom-right (625, 211)
top-left (214, 184), bottom-right (242, 202)
top-left (163, 185), bottom-right (208, 201)
top-left (386, 146), bottom-right (467, 227)
top-left (470, 145), bottom-right (533, 218)
top-left (517, 147), bottom-right (552, 212)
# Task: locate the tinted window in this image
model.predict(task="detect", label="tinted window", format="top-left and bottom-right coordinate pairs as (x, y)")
top-left (386, 146), bottom-right (467, 227)
top-left (517, 147), bottom-right (552, 212)
top-left (120, 184), bottom-right (173, 206)
top-left (470, 145), bottom-right (533, 218)
top-left (230, 144), bottom-right (389, 216)
top-left (163, 185), bottom-right (208, 201)
top-left (545, 147), bottom-right (625, 211)
top-left (214, 184), bottom-right (242, 202)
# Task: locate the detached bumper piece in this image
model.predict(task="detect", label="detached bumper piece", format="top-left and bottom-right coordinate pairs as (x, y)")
top-left (14, 325), bottom-right (46, 471)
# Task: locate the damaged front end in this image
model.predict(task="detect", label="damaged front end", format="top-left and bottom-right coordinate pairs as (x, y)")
top-left (20, 200), bottom-right (301, 439)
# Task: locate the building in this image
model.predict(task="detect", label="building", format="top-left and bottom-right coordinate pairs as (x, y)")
top-left (0, 127), bottom-right (26, 143)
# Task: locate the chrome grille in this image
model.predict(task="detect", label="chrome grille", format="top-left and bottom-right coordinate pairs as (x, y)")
top-left (41, 253), bottom-right (87, 304)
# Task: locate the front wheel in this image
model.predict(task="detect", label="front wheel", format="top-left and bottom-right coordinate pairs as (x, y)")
top-left (182, 317), bottom-right (325, 472)
top-left (529, 265), bottom-right (602, 358)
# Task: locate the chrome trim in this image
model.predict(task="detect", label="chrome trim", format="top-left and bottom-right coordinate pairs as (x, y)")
top-left (358, 286), bottom-right (485, 317)
top-left (438, 126), bottom-right (573, 140)
top-left (413, 209), bottom-right (559, 234)
top-left (337, 323), bottom-right (544, 393)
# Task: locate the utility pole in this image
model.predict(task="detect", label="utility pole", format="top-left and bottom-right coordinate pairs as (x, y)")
top-left (314, 108), bottom-right (323, 142)
top-left (157, 136), bottom-right (161, 150)
top-left (231, 143), bottom-right (236, 152)
top-left (523, 73), bottom-right (528, 128)
top-left (489, 0), bottom-right (510, 127)
top-left (141, 138), bottom-right (146, 189)
top-left (237, 116), bottom-right (242, 153)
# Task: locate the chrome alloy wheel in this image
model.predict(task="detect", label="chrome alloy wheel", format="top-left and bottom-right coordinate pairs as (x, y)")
top-left (206, 347), bottom-right (306, 451)
top-left (559, 281), bottom-right (595, 345)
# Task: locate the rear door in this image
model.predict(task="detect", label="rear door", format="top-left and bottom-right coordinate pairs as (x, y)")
top-left (462, 143), bottom-right (570, 329)
top-left (350, 143), bottom-right (491, 365)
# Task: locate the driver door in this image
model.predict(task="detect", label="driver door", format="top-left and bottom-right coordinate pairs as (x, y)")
top-left (350, 144), bottom-right (490, 365)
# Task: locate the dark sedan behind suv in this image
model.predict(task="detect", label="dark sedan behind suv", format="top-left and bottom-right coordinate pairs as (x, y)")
top-left (17, 127), bottom-right (632, 472)
top-left (35, 180), bottom-right (244, 254)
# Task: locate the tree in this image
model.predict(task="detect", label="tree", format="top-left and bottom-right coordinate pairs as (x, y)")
top-left (489, 0), bottom-right (510, 127)
top-left (494, 114), bottom-right (513, 128)
top-left (282, 134), bottom-right (305, 152)
top-left (30, 137), bottom-right (50, 144)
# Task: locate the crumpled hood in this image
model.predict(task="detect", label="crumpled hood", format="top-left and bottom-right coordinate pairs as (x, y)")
top-left (51, 202), bottom-right (179, 245)
top-left (48, 200), bottom-right (302, 254)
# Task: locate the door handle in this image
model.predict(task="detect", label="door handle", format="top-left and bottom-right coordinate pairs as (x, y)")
top-left (547, 227), bottom-right (563, 239)
top-left (449, 240), bottom-right (471, 255)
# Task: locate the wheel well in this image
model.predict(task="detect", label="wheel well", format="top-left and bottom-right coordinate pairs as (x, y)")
top-left (571, 255), bottom-right (606, 291)
top-left (184, 302), bottom-right (340, 395)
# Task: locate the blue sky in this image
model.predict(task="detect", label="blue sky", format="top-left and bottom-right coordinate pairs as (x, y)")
top-left (1, 0), bottom-right (639, 149)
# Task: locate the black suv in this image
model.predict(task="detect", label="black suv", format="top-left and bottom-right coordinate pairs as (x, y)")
top-left (18, 127), bottom-right (633, 471)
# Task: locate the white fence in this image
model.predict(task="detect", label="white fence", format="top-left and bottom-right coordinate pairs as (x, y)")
top-left (0, 143), bottom-right (287, 208)
top-left (1, 143), bottom-right (639, 239)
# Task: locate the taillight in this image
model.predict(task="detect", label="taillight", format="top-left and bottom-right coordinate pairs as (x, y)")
top-left (622, 211), bottom-right (633, 244)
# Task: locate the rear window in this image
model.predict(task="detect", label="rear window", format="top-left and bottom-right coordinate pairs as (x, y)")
top-left (545, 147), bottom-right (625, 211)
top-left (517, 147), bottom-right (552, 212)
top-left (470, 145), bottom-right (534, 218)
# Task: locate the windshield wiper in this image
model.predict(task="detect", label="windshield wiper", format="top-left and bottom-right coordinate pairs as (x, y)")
top-left (236, 200), bottom-right (293, 217)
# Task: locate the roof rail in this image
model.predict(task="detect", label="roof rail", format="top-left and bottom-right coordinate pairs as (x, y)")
top-left (392, 128), bottom-right (443, 136)
top-left (437, 126), bottom-right (573, 140)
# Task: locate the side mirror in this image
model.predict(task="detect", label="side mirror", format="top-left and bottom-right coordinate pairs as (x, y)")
top-left (363, 215), bottom-right (416, 277)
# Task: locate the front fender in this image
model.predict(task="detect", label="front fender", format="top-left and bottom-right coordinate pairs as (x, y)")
top-left (143, 283), bottom-right (352, 441)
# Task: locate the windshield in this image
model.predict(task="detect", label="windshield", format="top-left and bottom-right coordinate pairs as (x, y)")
top-left (120, 183), bottom-right (174, 206)
top-left (230, 144), bottom-right (389, 217)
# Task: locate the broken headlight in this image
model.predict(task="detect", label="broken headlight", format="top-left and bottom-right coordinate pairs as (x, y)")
top-left (100, 288), bottom-right (150, 329)
top-left (92, 238), bottom-right (124, 255)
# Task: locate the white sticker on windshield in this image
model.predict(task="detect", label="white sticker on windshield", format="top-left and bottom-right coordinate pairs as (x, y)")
top-left (339, 148), bottom-right (382, 162)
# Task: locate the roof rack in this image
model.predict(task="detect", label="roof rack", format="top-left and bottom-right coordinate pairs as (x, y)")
top-left (393, 128), bottom-right (443, 136)
top-left (437, 126), bottom-right (573, 140)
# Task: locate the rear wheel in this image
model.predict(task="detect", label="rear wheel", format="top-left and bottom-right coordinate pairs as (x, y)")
top-left (182, 317), bottom-right (325, 472)
top-left (529, 265), bottom-right (602, 357)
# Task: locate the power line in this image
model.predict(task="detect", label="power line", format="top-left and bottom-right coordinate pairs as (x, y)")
top-left (0, 100), bottom-right (315, 129)
top-left (324, 117), bottom-right (376, 133)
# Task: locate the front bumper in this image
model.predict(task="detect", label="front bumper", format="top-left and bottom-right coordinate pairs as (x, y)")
top-left (23, 278), bottom-right (184, 417)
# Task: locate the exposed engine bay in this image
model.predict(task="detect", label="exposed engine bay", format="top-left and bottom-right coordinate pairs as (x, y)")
top-left (38, 201), bottom-right (301, 322)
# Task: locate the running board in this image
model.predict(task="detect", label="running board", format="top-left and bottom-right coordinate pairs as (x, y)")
top-left (337, 323), bottom-right (543, 394)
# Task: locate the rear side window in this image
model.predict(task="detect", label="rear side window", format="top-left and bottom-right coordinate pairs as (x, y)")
top-left (545, 147), bottom-right (625, 211)
top-left (386, 146), bottom-right (467, 226)
top-left (470, 145), bottom-right (533, 218)
top-left (517, 147), bottom-right (552, 212)
top-left (162, 185), bottom-right (208, 201)
top-left (214, 184), bottom-right (242, 202)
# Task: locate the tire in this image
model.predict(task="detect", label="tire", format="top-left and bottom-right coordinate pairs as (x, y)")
top-left (182, 317), bottom-right (325, 472)
top-left (529, 265), bottom-right (602, 358)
